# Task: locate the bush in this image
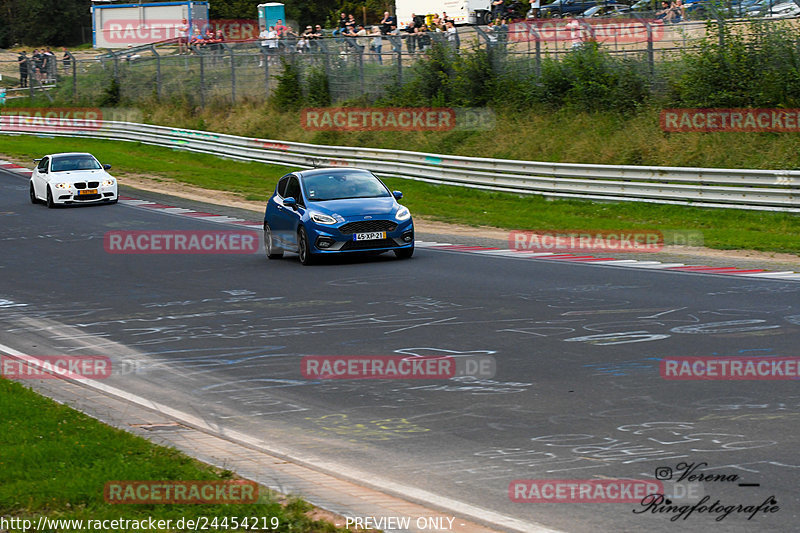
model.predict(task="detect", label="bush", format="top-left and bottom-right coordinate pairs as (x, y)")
top-left (305, 66), bottom-right (331, 107)
top-left (271, 58), bottom-right (304, 111)
top-left (672, 20), bottom-right (800, 107)
top-left (536, 42), bottom-right (649, 112)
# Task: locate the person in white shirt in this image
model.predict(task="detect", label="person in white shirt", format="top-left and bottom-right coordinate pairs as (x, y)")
top-left (565, 14), bottom-right (582, 49)
top-left (178, 18), bottom-right (189, 54)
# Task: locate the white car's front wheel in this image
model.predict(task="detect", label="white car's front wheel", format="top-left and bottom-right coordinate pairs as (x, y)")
top-left (46, 186), bottom-right (56, 209)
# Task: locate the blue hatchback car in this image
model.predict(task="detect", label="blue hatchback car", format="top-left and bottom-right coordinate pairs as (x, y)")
top-left (263, 168), bottom-right (414, 265)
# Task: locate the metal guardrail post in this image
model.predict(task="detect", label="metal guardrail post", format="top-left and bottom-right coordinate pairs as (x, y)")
top-left (199, 54), bottom-right (206, 107)
top-left (66, 52), bottom-right (77, 100)
top-left (27, 59), bottom-right (34, 99)
top-left (229, 45), bottom-right (236, 104)
top-left (644, 22), bottom-right (655, 76)
top-left (151, 45), bottom-right (161, 100)
top-left (268, 46), bottom-right (270, 98)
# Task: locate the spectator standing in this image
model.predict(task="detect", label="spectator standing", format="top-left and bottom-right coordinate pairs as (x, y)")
top-left (565, 14), bottom-right (583, 48)
top-left (61, 47), bottom-right (71, 73)
top-left (267, 26), bottom-right (279, 59)
top-left (33, 50), bottom-right (45, 83)
top-left (446, 21), bottom-right (459, 49)
top-left (492, 0), bottom-right (506, 21)
top-left (380, 11), bottom-right (395, 34)
top-left (18, 50), bottom-right (28, 88)
top-left (284, 25), bottom-right (299, 53)
top-left (299, 26), bottom-right (313, 52)
top-left (404, 17), bottom-right (417, 53)
top-left (672, 0), bottom-right (685, 21)
top-left (442, 11), bottom-right (454, 25)
top-left (335, 12), bottom-right (347, 36)
top-left (417, 26), bottom-right (431, 52)
top-left (177, 18), bottom-right (189, 54)
top-left (389, 25), bottom-right (402, 54)
top-left (369, 26), bottom-right (383, 63)
top-left (530, 0), bottom-right (541, 18)
top-left (45, 48), bottom-right (56, 82)
top-left (274, 19), bottom-right (288, 39)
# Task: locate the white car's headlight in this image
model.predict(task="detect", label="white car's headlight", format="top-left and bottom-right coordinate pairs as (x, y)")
top-left (54, 182), bottom-right (71, 190)
top-left (102, 179), bottom-right (115, 187)
top-left (396, 206), bottom-right (411, 221)
top-left (311, 212), bottom-right (338, 225)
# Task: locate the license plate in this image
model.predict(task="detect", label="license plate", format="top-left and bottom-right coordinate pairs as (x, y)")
top-left (78, 189), bottom-right (98, 195)
top-left (353, 231), bottom-right (385, 241)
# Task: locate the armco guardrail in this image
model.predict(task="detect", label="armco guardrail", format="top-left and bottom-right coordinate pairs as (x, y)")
top-left (1, 117), bottom-right (798, 212)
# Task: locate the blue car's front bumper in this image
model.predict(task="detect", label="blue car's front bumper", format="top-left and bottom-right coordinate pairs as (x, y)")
top-left (308, 218), bottom-right (414, 254)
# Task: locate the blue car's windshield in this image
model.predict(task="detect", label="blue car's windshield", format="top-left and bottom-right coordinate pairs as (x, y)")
top-left (51, 156), bottom-right (102, 172)
top-left (303, 171), bottom-right (390, 201)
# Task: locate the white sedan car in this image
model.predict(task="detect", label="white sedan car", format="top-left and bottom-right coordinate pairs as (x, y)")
top-left (30, 152), bottom-right (118, 208)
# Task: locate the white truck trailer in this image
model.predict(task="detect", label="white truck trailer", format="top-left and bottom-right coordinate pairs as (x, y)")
top-left (92, 1), bottom-right (210, 49)
top-left (396, 0), bottom-right (493, 28)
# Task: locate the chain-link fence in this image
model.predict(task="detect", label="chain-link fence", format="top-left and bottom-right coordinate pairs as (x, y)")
top-left (1, 16), bottom-right (798, 106)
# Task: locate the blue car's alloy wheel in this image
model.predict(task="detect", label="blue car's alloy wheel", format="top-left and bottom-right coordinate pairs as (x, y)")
top-left (264, 223), bottom-right (283, 259)
top-left (298, 227), bottom-right (315, 265)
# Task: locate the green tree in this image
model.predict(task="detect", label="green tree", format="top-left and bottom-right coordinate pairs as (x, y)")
top-left (0, 0), bottom-right (90, 47)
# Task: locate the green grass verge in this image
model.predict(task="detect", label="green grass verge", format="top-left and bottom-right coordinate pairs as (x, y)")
top-left (1, 133), bottom-right (799, 254)
top-left (0, 378), bottom-right (346, 532)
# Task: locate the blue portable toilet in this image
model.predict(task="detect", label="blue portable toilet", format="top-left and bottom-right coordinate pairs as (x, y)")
top-left (257, 3), bottom-right (286, 30)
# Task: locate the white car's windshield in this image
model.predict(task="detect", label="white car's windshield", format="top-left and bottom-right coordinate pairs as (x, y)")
top-left (303, 172), bottom-right (390, 201)
top-left (51, 156), bottom-right (102, 172)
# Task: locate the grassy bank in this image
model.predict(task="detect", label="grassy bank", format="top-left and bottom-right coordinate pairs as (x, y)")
top-left (1, 134), bottom-right (799, 254)
top-left (142, 103), bottom-right (800, 170)
top-left (0, 378), bottom-right (345, 532)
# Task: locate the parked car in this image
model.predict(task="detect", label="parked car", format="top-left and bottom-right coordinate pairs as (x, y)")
top-left (263, 168), bottom-right (414, 265)
top-left (30, 153), bottom-right (118, 208)
top-left (540, 0), bottom-right (599, 17)
top-left (581, 3), bottom-right (633, 16)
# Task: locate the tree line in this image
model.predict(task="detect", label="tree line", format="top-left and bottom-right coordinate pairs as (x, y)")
top-left (0, 0), bottom-right (393, 48)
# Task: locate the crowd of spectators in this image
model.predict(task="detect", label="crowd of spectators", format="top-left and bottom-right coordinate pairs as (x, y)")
top-left (656, 0), bottom-right (685, 22)
top-left (16, 47), bottom-right (65, 87)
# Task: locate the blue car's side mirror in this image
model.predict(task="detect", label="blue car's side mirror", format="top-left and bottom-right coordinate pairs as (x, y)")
top-left (392, 190), bottom-right (403, 200)
top-left (283, 197), bottom-right (297, 209)
top-left (103, 164), bottom-right (112, 170)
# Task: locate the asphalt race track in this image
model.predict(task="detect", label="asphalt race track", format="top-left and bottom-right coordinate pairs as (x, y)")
top-left (1, 166), bottom-right (799, 533)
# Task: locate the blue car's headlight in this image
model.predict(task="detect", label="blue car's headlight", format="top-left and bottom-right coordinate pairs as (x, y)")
top-left (396, 206), bottom-right (411, 221)
top-left (311, 212), bottom-right (338, 225)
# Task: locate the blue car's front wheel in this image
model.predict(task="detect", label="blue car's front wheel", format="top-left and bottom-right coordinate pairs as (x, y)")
top-left (298, 226), bottom-right (315, 266)
top-left (264, 223), bottom-right (283, 259)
